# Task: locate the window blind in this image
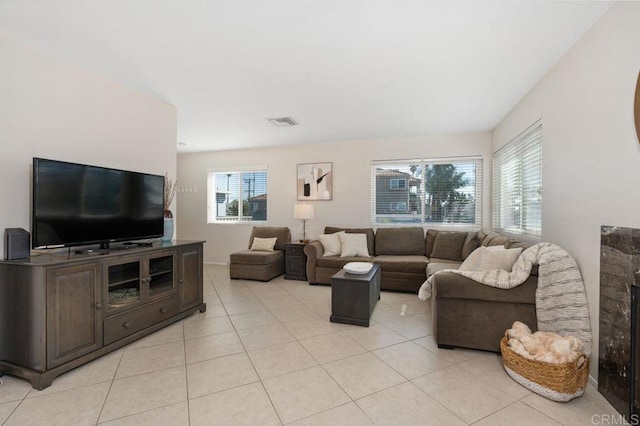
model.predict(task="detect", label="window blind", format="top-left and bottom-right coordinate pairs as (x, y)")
top-left (371, 157), bottom-right (482, 228)
top-left (207, 168), bottom-right (268, 223)
top-left (492, 123), bottom-right (542, 239)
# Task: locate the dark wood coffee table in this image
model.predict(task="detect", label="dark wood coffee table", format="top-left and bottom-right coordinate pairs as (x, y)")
top-left (330, 264), bottom-right (381, 327)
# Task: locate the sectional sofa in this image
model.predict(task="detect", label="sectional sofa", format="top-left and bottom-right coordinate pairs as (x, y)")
top-left (304, 226), bottom-right (537, 352)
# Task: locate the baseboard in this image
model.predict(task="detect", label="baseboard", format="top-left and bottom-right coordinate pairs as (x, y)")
top-left (589, 374), bottom-right (597, 388)
top-left (204, 261), bottom-right (229, 266)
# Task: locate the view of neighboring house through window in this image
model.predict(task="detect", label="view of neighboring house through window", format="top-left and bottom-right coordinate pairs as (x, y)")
top-left (371, 157), bottom-right (483, 227)
top-left (492, 122), bottom-right (542, 239)
top-left (207, 168), bottom-right (268, 223)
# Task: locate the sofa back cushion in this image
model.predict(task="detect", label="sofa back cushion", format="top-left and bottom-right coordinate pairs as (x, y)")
top-left (375, 227), bottom-right (425, 255)
top-left (430, 231), bottom-right (467, 261)
top-left (461, 231), bottom-right (483, 260)
top-left (325, 227), bottom-right (375, 256)
top-left (426, 229), bottom-right (469, 258)
top-left (481, 230), bottom-right (510, 247)
top-left (480, 230), bottom-right (532, 251)
top-left (425, 229), bottom-right (439, 257)
top-left (249, 227), bottom-right (291, 251)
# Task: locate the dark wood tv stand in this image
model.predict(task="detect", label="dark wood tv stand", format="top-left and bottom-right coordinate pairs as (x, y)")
top-left (0, 240), bottom-right (206, 389)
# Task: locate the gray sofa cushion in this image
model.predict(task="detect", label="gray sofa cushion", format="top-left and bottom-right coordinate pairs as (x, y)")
top-left (230, 249), bottom-right (284, 265)
top-left (426, 259), bottom-right (462, 277)
top-left (431, 231), bottom-right (467, 261)
top-left (434, 273), bottom-right (537, 305)
top-left (375, 227), bottom-right (425, 255)
top-left (461, 231), bottom-right (483, 260)
top-left (481, 231), bottom-right (510, 247)
top-left (317, 255), bottom-right (375, 269)
top-left (373, 255), bottom-right (428, 273)
top-left (425, 229), bottom-right (439, 257)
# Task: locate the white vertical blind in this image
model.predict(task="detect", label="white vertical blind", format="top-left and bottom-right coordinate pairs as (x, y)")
top-left (492, 122), bottom-right (543, 239)
top-left (371, 157), bottom-right (483, 228)
top-left (207, 167), bottom-right (268, 223)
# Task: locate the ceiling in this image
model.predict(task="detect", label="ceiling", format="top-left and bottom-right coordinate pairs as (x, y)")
top-left (0, 1), bottom-right (612, 153)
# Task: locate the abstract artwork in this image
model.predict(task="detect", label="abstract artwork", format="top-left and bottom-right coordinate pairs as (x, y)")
top-left (297, 162), bottom-right (332, 200)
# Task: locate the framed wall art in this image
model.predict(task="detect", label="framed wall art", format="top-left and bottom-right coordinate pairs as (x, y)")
top-left (297, 162), bottom-right (332, 201)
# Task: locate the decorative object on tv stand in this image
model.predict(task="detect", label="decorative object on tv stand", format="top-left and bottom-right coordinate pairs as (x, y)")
top-left (297, 162), bottom-right (332, 200)
top-left (162, 174), bottom-right (178, 242)
top-left (293, 203), bottom-right (314, 243)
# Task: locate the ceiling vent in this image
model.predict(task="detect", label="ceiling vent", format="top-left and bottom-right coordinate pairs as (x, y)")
top-left (267, 116), bottom-right (299, 127)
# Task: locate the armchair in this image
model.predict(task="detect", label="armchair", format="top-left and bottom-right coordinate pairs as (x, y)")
top-left (229, 226), bottom-right (291, 281)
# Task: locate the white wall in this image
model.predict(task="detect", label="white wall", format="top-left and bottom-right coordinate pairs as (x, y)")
top-left (0, 34), bottom-right (178, 257)
top-left (493, 1), bottom-right (640, 379)
top-left (177, 132), bottom-right (492, 264)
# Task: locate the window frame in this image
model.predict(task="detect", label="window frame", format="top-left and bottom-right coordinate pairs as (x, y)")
top-left (371, 156), bottom-right (483, 229)
top-left (492, 122), bottom-right (543, 240)
top-left (207, 167), bottom-right (269, 224)
top-left (389, 178), bottom-right (407, 190)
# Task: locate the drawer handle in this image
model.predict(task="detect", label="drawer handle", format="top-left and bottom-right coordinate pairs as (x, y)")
top-left (159, 307), bottom-right (166, 314)
top-left (95, 303), bottom-right (102, 310)
top-left (122, 322), bottom-right (131, 329)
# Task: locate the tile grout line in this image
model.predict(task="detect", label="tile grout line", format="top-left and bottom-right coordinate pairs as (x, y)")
top-left (94, 348), bottom-right (125, 425)
top-left (224, 277), bottom-right (285, 425)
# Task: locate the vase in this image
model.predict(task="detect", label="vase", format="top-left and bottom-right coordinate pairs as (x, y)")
top-left (162, 217), bottom-right (174, 242)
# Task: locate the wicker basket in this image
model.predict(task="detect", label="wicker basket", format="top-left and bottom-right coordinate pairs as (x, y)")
top-left (500, 335), bottom-right (589, 402)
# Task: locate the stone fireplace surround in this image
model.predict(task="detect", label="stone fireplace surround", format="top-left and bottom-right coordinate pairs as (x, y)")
top-left (599, 225), bottom-right (640, 421)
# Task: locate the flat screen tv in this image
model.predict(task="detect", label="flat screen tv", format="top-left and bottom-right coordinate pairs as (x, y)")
top-left (32, 158), bottom-right (165, 249)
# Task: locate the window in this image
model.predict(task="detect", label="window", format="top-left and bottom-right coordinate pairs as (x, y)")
top-left (207, 168), bottom-right (268, 223)
top-left (371, 157), bottom-right (483, 227)
top-left (493, 122), bottom-right (542, 239)
top-left (390, 201), bottom-right (408, 212)
top-left (390, 179), bottom-right (407, 190)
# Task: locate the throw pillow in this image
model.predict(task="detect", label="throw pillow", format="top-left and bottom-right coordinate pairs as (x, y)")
top-left (318, 231), bottom-right (345, 257)
top-left (458, 246), bottom-right (486, 272)
top-left (431, 231), bottom-right (467, 261)
top-left (339, 233), bottom-right (370, 257)
top-left (460, 246), bottom-right (523, 272)
top-left (250, 237), bottom-right (278, 251)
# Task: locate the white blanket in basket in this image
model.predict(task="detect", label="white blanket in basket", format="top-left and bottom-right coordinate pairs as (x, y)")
top-left (418, 242), bottom-right (592, 354)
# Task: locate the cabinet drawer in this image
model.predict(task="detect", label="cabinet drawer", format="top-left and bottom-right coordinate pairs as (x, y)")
top-left (103, 296), bottom-right (179, 345)
top-left (285, 245), bottom-right (304, 256)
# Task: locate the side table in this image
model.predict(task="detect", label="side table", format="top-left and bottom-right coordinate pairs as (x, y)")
top-left (284, 242), bottom-right (307, 280)
top-left (330, 264), bottom-right (381, 327)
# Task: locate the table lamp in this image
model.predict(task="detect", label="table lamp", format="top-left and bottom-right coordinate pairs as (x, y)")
top-left (293, 203), bottom-right (314, 243)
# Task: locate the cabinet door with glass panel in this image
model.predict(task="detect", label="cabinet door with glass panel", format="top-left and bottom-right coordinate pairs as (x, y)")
top-left (146, 251), bottom-right (177, 301)
top-left (104, 251), bottom-right (177, 314)
top-left (105, 257), bottom-right (143, 314)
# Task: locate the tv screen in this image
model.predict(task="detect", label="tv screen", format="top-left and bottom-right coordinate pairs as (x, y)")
top-left (32, 158), bottom-right (165, 249)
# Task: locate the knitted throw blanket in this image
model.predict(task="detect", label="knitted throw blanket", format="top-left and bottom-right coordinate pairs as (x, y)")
top-left (418, 242), bottom-right (592, 353)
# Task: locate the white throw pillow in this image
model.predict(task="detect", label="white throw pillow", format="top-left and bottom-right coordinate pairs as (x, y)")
top-left (481, 247), bottom-right (523, 272)
top-left (339, 233), bottom-right (370, 257)
top-left (460, 246), bottom-right (523, 272)
top-left (459, 245), bottom-right (506, 271)
top-left (250, 237), bottom-right (278, 251)
top-left (458, 246), bottom-right (486, 272)
top-left (318, 232), bottom-right (345, 257)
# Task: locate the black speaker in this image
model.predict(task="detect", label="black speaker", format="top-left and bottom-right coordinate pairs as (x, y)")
top-left (5, 228), bottom-right (30, 260)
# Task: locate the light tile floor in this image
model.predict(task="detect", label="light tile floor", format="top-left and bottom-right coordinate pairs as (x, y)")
top-left (0, 265), bottom-right (621, 425)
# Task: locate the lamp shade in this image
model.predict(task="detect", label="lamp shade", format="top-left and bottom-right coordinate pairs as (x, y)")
top-left (293, 203), bottom-right (314, 220)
